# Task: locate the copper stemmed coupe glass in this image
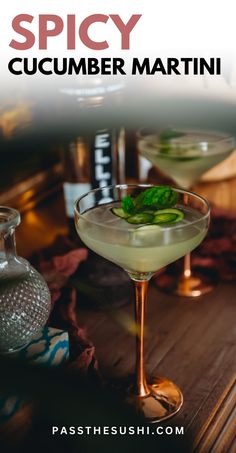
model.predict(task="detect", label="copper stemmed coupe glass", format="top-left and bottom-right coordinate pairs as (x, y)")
top-left (75, 184), bottom-right (210, 422)
top-left (138, 130), bottom-right (235, 297)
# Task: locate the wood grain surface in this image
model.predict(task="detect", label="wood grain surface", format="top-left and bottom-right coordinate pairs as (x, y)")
top-left (77, 282), bottom-right (236, 450)
top-left (13, 181), bottom-right (236, 450)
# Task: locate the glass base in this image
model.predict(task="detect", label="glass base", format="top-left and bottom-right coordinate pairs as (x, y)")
top-left (127, 377), bottom-right (183, 423)
top-left (155, 272), bottom-right (216, 298)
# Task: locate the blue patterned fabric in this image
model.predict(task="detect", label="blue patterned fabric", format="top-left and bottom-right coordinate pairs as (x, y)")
top-left (0, 327), bottom-right (69, 423)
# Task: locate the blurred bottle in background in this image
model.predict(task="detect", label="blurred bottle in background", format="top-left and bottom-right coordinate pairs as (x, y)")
top-left (62, 128), bottom-right (126, 239)
top-left (61, 127), bottom-right (134, 307)
top-left (62, 135), bottom-right (90, 239)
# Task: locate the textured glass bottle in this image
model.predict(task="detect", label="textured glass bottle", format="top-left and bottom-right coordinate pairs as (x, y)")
top-left (0, 206), bottom-right (51, 353)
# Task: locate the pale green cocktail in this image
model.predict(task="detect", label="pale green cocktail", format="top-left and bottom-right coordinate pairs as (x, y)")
top-left (74, 185), bottom-right (210, 423)
top-left (77, 202), bottom-right (207, 278)
top-left (139, 131), bottom-right (234, 189)
top-left (138, 131), bottom-right (235, 297)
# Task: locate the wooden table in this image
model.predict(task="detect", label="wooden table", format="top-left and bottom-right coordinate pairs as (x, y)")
top-left (13, 181), bottom-right (236, 451)
top-left (77, 281), bottom-right (236, 452)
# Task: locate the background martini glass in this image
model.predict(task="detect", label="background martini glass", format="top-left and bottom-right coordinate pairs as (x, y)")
top-left (138, 130), bottom-right (235, 297)
top-left (75, 184), bottom-right (210, 422)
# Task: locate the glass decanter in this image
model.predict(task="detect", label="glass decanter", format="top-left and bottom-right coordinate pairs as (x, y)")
top-left (0, 206), bottom-right (51, 353)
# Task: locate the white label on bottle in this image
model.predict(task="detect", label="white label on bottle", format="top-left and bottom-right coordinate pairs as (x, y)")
top-left (89, 130), bottom-right (114, 203)
top-left (139, 156), bottom-right (152, 181)
top-left (63, 182), bottom-right (91, 218)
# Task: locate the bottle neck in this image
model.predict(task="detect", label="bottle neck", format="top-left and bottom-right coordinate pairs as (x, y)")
top-left (0, 227), bottom-right (17, 263)
top-left (0, 207), bottom-right (27, 278)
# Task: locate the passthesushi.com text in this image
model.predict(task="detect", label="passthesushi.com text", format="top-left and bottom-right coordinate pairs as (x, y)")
top-left (51, 425), bottom-right (184, 436)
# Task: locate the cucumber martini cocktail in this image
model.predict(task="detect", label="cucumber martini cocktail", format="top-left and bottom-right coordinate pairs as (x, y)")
top-left (139, 130), bottom-right (234, 189)
top-left (138, 130), bottom-right (235, 297)
top-left (78, 200), bottom-right (207, 279)
top-left (75, 185), bottom-right (210, 423)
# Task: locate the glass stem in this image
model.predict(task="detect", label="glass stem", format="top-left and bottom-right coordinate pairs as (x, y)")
top-left (183, 253), bottom-right (192, 279)
top-left (133, 279), bottom-right (150, 397)
top-left (182, 191), bottom-right (192, 280)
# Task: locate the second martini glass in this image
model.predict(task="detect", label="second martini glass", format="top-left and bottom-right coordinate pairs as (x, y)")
top-left (138, 130), bottom-right (235, 297)
top-left (75, 184), bottom-right (210, 422)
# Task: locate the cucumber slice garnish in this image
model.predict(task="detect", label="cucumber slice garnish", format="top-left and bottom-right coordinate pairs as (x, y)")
top-left (154, 213), bottom-right (179, 224)
top-left (112, 207), bottom-right (184, 225)
top-left (111, 208), bottom-right (130, 219)
top-left (153, 208), bottom-right (184, 224)
top-left (126, 213), bottom-right (154, 224)
top-left (141, 210), bottom-right (156, 214)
